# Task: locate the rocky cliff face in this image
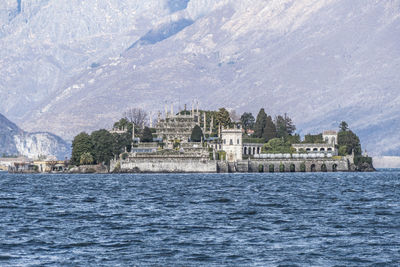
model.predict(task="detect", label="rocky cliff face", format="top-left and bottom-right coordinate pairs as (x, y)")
top-left (1, 0), bottom-right (400, 156)
top-left (0, 113), bottom-right (70, 159)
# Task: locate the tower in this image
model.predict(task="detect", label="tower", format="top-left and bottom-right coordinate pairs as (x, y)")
top-left (221, 124), bottom-right (243, 162)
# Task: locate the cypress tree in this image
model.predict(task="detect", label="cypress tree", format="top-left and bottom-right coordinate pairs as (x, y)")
top-left (254, 108), bottom-right (267, 138)
top-left (262, 115), bottom-right (277, 142)
top-left (141, 127), bottom-right (154, 143)
top-left (91, 129), bottom-right (114, 165)
top-left (190, 125), bottom-right (203, 142)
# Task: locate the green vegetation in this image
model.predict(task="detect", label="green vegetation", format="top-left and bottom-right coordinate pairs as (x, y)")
top-left (321, 163), bottom-right (327, 172)
top-left (258, 164), bottom-right (264, 172)
top-left (242, 137), bottom-right (265, 144)
top-left (190, 125), bottom-right (203, 142)
top-left (91, 129), bottom-right (114, 165)
top-left (337, 121), bottom-right (361, 156)
top-left (279, 163), bottom-right (285, 172)
top-left (254, 108), bottom-right (277, 142)
top-left (141, 127), bottom-right (154, 142)
top-left (275, 113), bottom-right (296, 138)
top-left (218, 151), bottom-right (226, 161)
top-left (290, 164), bottom-right (295, 172)
top-left (262, 138), bottom-right (294, 154)
top-left (71, 132), bottom-right (93, 165)
top-left (300, 162), bottom-right (306, 172)
top-left (80, 152), bottom-right (94, 165)
top-left (216, 108), bottom-right (231, 127)
top-left (269, 164), bottom-right (275, 173)
top-left (240, 112), bottom-right (255, 132)
top-left (303, 133), bottom-right (323, 143)
top-left (354, 155), bottom-right (373, 166)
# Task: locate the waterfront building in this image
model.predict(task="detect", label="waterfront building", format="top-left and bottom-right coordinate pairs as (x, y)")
top-left (221, 124), bottom-right (243, 162)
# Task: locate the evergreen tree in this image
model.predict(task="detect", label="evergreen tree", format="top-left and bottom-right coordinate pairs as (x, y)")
top-left (91, 129), bottom-right (114, 165)
top-left (262, 115), bottom-right (277, 142)
top-left (112, 132), bottom-right (131, 156)
top-left (275, 113), bottom-right (296, 138)
top-left (254, 108), bottom-right (268, 138)
top-left (240, 112), bottom-right (255, 132)
top-left (304, 133), bottom-right (323, 143)
top-left (190, 125), bottom-right (203, 142)
top-left (339, 121), bottom-right (349, 132)
top-left (71, 132), bottom-right (93, 165)
top-left (141, 127), bottom-right (153, 143)
top-left (338, 130), bottom-right (361, 155)
top-left (216, 108), bottom-right (231, 127)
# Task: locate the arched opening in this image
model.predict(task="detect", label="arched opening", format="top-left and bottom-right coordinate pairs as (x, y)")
top-left (311, 164), bottom-right (316, 172)
top-left (306, 148), bottom-right (311, 152)
top-left (253, 147), bottom-right (256, 154)
top-left (327, 148), bottom-right (332, 151)
top-left (269, 164), bottom-right (274, 173)
top-left (244, 147), bottom-right (247, 154)
top-left (290, 164), bottom-right (295, 172)
top-left (313, 148), bottom-right (318, 152)
top-left (279, 163), bottom-right (285, 172)
top-left (257, 147), bottom-right (260, 154)
top-left (332, 164), bottom-right (338, 172)
top-left (300, 162), bottom-right (306, 172)
top-left (320, 148), bottom-right (325, 152)
top-left (321, 164), bottom-right (327, 172)
top-left (258, 164), bottom-right (264, 173)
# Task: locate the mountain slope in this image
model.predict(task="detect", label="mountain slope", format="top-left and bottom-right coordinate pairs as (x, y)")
top-left (1, 0), bottom-right (400, 156)
top-left (0, 113), bottom-right (70, 159)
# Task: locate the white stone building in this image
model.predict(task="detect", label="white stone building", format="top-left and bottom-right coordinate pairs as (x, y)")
top-left (221, 125), bottom-right (243, 162)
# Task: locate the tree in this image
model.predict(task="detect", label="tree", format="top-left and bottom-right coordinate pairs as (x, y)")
top-left (216, 108), bottom-right (231, 127)
top-left (338, 130), bottom-right (361, 155)
top-left (113, 118), bottom-right (132, 132)
top-left (91, 129), bottom-right (114, 165)
top-left (229, 110), bottom-right (240, 122)
top-left (80, 152), bottom-right (94, 165)
top-left (71, 132), bottom-right (93, 165)
top-left (112, 132), bottom-right (131, 156)
top-left (240, 112), bottom-right (255, 132)
top-left (141, 127), bottom-right (153, 142)
top-left (263, 138), bottom-right (292, 153)
top-left (304, 133), bottom-right (323, 143)
top-left (123, 108), bottom-right (148, 127)
top-left (262, 115), bottom-right (277, 142)
top-left (254, 108), bottom-right (268, 138)
top-left (339, 121), bottom-right (349, 132)
top-left (190, 125), bottom-right (203, 142)
top-left (275, 113), bottom-right (296, 138)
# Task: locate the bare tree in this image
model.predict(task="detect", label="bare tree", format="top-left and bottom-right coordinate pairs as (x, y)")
top-left (123, 108), bottom-right (148, 127)
top-left (229, 109), bottom-right (240, 122)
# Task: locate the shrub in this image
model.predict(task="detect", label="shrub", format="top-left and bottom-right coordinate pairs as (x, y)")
top-left (279, 163), bottom-right (285, 172)
top-left (300, 162), bottom-right (306, 172)
top-left (269, 164), bottom-right (275, 173)
top-left (321, 163), bottom-right (327, 172)
top-left (258, 164), bottom-right (264, 172)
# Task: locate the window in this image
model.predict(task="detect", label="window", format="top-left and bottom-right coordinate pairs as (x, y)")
top-left (230, 139), bottom-right (233, 145)
top-left (224, 139), bottom-right (226, 144)
top-left (237, 139), bottom-right (240, 144)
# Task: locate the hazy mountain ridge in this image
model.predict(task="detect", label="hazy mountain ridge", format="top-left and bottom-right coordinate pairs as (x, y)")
top-left (1, 0), bottom-right (400, 156)
top-left (0, 113), bottom-right (70, 159)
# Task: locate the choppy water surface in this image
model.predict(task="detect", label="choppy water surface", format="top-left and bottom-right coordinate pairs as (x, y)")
top-left (0, 170), bottom-right (399, 266)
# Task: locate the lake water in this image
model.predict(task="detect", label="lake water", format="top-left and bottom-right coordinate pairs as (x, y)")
top-left (0, 170), bottom-right (399, 266)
